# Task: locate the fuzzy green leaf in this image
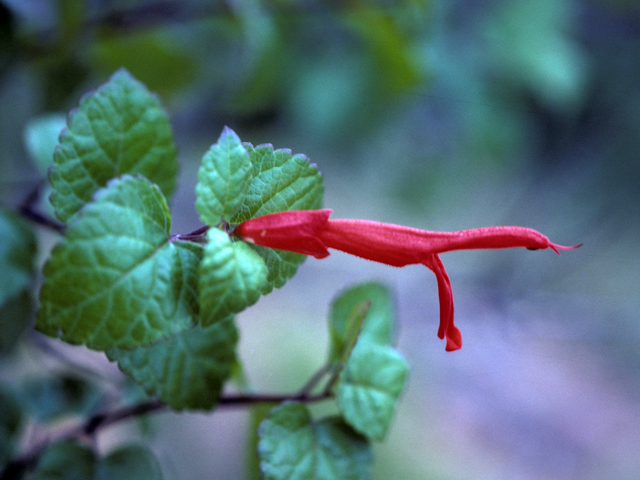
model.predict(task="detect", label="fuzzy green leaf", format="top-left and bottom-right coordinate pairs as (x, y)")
top-left (49, 68), bottom-right (177, 222)
top-left (30, 440), bottom-right (96, 480)
top-left (328, 283), bottom-right (394, 363)
top-left (233, 143), bottom-right (324, 220)
top-left (37, 176), bottom-right (201, 351)
top-left (244, 245), bottom-right (307, 295)
top-left (195, 127), bottom-right (253, 225)
top-left (96, 444), bottom-right (164, 480)
top-left (258, 402), bottom-right (371, 480)
top-left (199, 228), bottom-right (267, 327)
top-left (0, 210), bottom-right (37, 352)
top-left (232, 143), bottom-right (324, 292)
top-left (107, 316), bottom-right (238, 411)
top-left (335, 343), bottom-right (409, 441)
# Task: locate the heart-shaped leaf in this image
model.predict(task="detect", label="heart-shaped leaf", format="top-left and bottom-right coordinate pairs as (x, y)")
top-left (335, 342), bottom-right (409, 441)
top-left (199, 228), bottom-right (267, 327)
top-left (50, 69), bottom-right (177, 222)
top-left (328, 282), bottom-right (395, 363)
top-left (107, 316), bottom-right (238, 410)
top-left (195, 126), bottom-right (252, 225)
top-left (37, 176), bottom-right (201, 351)
top-left (258, 402), bottom-right (371, 480)
top-left (232, 143), bottom-right (324, 293)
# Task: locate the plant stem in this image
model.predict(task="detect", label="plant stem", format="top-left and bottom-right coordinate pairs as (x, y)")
top-left (0, 387), bottom-right (332, 477)
top-left (170, 225), bottom-right (210, 243)
top-left (17, 182), bottom-right (65, 234)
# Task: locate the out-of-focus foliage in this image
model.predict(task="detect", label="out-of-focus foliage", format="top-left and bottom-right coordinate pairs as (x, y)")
top-left (107, 316), bottom-right (239, 410)
top-left (37, 176), bottom-right (201, 350)
top-left (18, 375), bottom-right (102, 422)
top-left (483, 0), bottom-right (589, 112)
top-left (0, 389), bottom-right (22, 467)
top-left (2, 0), bottom-right (640, 479)
top-left (258, 402), bottom-right (372, 480)
top-left (48, 69), bottom-right (178, 221)
top-left (28, 440), bottom-right (164, 480)
top-left (0, 0), bottom-right (431, 144)
top-left (0, 210), bottom-right (36, 353)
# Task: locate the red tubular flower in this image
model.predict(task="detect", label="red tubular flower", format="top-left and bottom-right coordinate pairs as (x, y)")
top-left (233, 209), bottom-right (581, 351)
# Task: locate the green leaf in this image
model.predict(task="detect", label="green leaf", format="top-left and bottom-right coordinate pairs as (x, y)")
top-left (342, 8), bottom-right (422, 95)
top-left (0, 210), bottom-right (36, 306)
top-left (328, 283), bottom-right (408, 440)
top-left (224, 22), bottom-right (287, 116)
top-left (328, 283), bottom-right (394, 363)
top-left (29, 441), bottom-right (164, 480)
top-left (0, 389), bottom-right (22, 437)
top-left (30, 440), bottom-right (96, 480)
top-left (199, 228), bottom-right (267, 327)
top-left (89, 29), bottom-right (198, 98)
top-left (327, 301), bottom-right (370, 389)
top-left (233, 143), bottom-right (324, 220)
top-left (0, 291), bottom-right (34, 354)
top-left (23, 113), bottom-right (66, 174)
top-left (58, 0), bottom-right (84, 43)
top-left (335, 343), bottom-right (409, 441)
top-left (195, 127), bottom-right (253, 225)
top-left (20, 375), bottom-right (102, 422)
top-left (107, 316), bottom-right (238, 411)
top-left (0, 210), bottom-right (37, 353)
top-left (96, 444), bottom-right (164, 480)
top-left (232, 143), bottom-right (324, 292)
top-left (37, 176), bottom-right (201, 351)
top-left (0, 388), bottom-right (22, 466)
top-left (258, 402), bottom-right (371, 480)
top-left (49, 68), bottom-right (177, 222)
top-left (0, 429), bottom-right (12, 470)
top-left (244, 245), bottom-right (307, 295)
top-left (246, 404), bottom-right (275, 480)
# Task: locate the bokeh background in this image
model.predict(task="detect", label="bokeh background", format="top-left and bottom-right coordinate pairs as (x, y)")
top-left (2, 0), bottom-right (640, 478)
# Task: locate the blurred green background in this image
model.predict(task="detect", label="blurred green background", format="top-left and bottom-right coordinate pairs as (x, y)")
top-left (1, 0), bottom-right (640, 478)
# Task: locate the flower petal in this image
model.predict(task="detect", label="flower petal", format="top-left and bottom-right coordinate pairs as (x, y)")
top-left (233, 209), bottom-right (331, 259)
top-left (423, 254), bottom-right (461, 351)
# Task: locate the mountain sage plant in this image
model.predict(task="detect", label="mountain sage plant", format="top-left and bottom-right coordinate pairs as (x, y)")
top-left (0, 69), bottom-right (579, 479)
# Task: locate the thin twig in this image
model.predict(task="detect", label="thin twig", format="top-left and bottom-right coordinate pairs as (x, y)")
top-left (16, 181), bottom-right (65, 234)
top-left (296, 364), bottom-right (332, 396)
top-left (18, 205), bottom-right (65, 234)
top-left (82, 399), bottom-right (166, 435)
top-left (219, 390), bottom-right (331, 407)
top-left (170, 225), bottom-right (210, 243)
top-left (0, 385), bottom-right (333, 478)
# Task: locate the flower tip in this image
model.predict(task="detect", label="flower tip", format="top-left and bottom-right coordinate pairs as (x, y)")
top-left (445, 339), bottom-right (462, 352)
top-left (444, 325), bottom-right (462, 352)
top-left (550, 242), bottom-right (583, 255)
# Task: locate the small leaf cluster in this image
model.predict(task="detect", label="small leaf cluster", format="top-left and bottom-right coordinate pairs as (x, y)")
top-left (28, 441), bottom-right (163, 480)
top-left (2, 69), bottom-right (408, 479)
top-left (36, 70), bottom-right (323, 413)
top-left (258, 283), bottom-right (409, 479)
